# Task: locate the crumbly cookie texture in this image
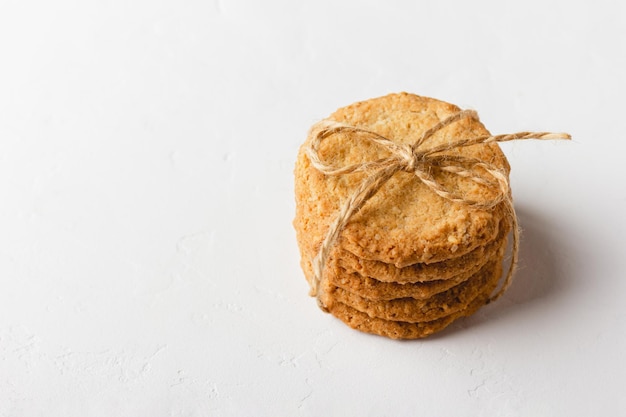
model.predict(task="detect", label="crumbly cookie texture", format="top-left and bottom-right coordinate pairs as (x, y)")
top-left (326, 263), bottom-right (503, 340)
top-left (327, 290), bottom-right (490, 340)
top-left (295, 215), bottom-right (504, 285)
top-left (332, 215), bottom-right (510, 284)
top-left (323, 258), bottom-right (503, 323)
top-left (295, 200), bottom-right (510, 302)
top-left (327, 234), bottom-right (507, 301)
top-left (294, 92), bottom-right (510, 266)
top-left (328, 264), bottom-right (474, 302)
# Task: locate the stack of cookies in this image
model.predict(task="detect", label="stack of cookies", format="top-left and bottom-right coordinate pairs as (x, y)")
top-left (293, 93), bottom-right (513, 339)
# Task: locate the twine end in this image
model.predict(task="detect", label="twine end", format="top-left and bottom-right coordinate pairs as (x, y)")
top-left (544, 132), bottom-right (572, 140)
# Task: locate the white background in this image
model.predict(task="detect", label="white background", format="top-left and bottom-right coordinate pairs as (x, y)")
top-left (1, 0), bottom-right (624, 416)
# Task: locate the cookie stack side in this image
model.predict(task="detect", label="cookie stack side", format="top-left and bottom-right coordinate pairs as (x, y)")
top-left (294, 93), bottom-right (512, 339)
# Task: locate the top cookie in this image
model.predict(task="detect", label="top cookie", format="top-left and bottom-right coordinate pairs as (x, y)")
top-left (294, 93), bottom-right (510, 266)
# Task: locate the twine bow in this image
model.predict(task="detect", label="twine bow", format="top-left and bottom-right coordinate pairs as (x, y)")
top-left (305, 110), bottom-right (570, 311)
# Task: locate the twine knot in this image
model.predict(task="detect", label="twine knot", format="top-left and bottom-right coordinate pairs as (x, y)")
top-left (304, 110), bottom-right (570, 312)
top-left (399, 144), bottom-right (424, 172)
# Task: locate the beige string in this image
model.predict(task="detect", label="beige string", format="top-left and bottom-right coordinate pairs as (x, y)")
top-left (305, 110), bottom-right (570, 312)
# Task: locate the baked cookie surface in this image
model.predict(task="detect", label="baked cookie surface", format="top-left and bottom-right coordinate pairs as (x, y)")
top-left (327, 233), bottom-right (507, 301)
top-left (323, 258), bottom-right (503, 323)
top-left (294, 92), bottom-right (510, 267)
top-left (290, 92), bottom-right (552, 339)
top-left (332, 215), bottom-right (510, 284)
top-left (326, 288), bottom-right (494, 340)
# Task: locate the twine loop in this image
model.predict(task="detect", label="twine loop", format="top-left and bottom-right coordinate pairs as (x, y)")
top-left (305, 110), bottom-right (570, 312)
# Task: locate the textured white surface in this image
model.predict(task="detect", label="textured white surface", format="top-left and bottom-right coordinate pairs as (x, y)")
top-left (1, 0), bottom-right (625, 415)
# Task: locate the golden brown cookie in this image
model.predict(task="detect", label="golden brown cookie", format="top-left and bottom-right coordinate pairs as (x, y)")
top-left (332, 214), bottom-right (510, 284)
top-left (323, 257), bottom-right (503, 323)
top-left (296, 215), bottom-right (504, 285)
top-left (335, 223), bottom-right (503, 282)
top-left (325, 265), bottom-right (503, 339)
top-left (294, 92), bottom-right (510, 267)
top-left (326, 290), bottom-right (491, 340)
top-left (327, 264), bottom-right (474, 302)
top-left (327, 234), bottom-right (507, 301)
top-left (297, 211), bottom-right (508, 301)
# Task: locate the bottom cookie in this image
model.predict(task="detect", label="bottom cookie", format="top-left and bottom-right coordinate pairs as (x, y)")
top-left (326, 290), bottom-right (491, 340)
top-left (325, 263), bottom-right (503, 339)
top-left (324, 259), bottom-right (502, 323)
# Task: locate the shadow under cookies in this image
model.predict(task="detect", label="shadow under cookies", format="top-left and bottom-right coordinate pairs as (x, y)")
top-left (432, 204), bottom-right (577, 338)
